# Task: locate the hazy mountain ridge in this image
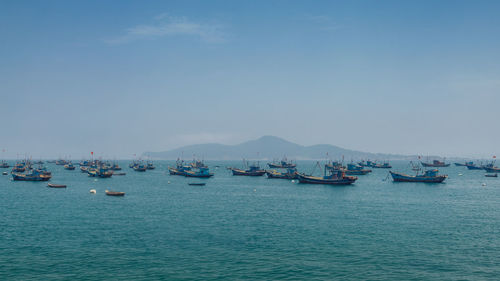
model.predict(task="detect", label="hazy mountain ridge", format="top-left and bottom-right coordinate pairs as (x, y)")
top-left (144, 136), bottom-right (417, 160)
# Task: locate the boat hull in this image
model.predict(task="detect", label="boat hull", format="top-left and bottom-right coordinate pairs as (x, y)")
top-left (390, 171), bottom-right (447, 183)
top-left (297, 174), bottom-right (356, 185)
top-left (231, 169), bottom-right (266, 176)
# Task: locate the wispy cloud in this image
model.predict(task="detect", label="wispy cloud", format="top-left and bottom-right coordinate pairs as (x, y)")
top-left (305, 14), bottom-right (342, 31)
top-left (106, 14), bottom-right (226, 44)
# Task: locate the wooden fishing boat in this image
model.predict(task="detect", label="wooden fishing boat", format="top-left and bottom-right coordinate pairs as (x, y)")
top-left (184, 167), bottom-right (214, 178)
top-left (485, 173), bottom-right (497, 178)
top-left (465, 162), bottom-right (483, 170)
top-left (297, 169), bottom-right (357, 185)
top-left (133, 164), bottom-right (147, 172)
top-left (267, 158), bottom-right (296, 169)
top-left (48, 183), bottom-right (67, 188)
top-left (421, 160), bottom-right (450, 167)
top-left (105, 190), bottom-right (125, 196)
top-left (390, 169), bottom-right (447, 183)
top-left (484, 166), bottom-right (500, 173)
top-left (266, 168), bottom-right (298, 179)
top-left (110, 163), bottom-right (122, 171)
top-left (64, 162), bottom-right (76, 170)
top-left (231, 165), bottom-right (266, 176)
top-left (188, 183), bottom-right (206, 186)
top-left (344, 163), bottom-right (372, 175)
top-left (12, 169), bottom-right (52, 181)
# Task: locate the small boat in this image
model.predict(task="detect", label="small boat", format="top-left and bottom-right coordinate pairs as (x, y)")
top-left (454, 162), bottom-right (467, 166)
top-left (2, 171), bottom-right (8, 175)
top-left (88, 166), bottom-right (113, 178)
top-left (133, 164), bottom-right (147, 172)
top-left (48, 183), bottom-right (67, 188)
top-left (420, 160), bottom-right (450, 167)
top-left (64, 162), bottom-right (76, 170)
top-left (230, 165), bottom-right (266, 176)
top-left (0, 161), bottom-right (10, 168)
top-left (266, 168), bottom-right (298, 179)
top-left (105, 190), bottom-right (125, 196)
top-left (390, 169), bottom-right (447, 183)
top-left (146, 162), bottom-right (155, 170)
top-left (267, 158), bottom-right (296, 169)
top-left (485, 173), bottom-right (498, 178)
top-left (466, 162), bottom-right (483, 170)
top-left (113, 172), bottom-right (126, 176)
top-left (358, 160), bottom-right (391, 168)
top-left (169, 160), bottom-right (192, 176)
top-left (188, 183), bottom-right (206, 186)
top-left (110, 163), bottom-right (122, 171)
top-left (483, 165), bottom-right (500, 173)
top-left (344, 164), bottom-right (372, 175)
top-left (184, 167), bottom-right (214, 178)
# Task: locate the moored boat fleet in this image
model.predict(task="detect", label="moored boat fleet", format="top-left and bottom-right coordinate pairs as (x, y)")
top-left (2, 155), bottom-right (499, 190)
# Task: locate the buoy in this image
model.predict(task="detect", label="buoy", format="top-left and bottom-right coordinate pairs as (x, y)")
top-left (482, 183), bottom-right (486, 186)
top-left (291, 180), bottom-right (295, 183)
top-left (254, 189), bottom-right (256, 192)
top-left (168, 181), bottom-right (171, 184)
top-left (458, 173), bottom-right (463, 176)
top-left (94, 179), bottom-right (97, 182)
top-left (90, 189), bottom-right (96, 194)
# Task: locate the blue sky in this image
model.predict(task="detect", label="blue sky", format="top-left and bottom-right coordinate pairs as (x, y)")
top-left (1, 0), bottom-right (499, 159)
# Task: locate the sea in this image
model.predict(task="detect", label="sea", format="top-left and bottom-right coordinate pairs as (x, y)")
top-left (0, 160), bottom-right (499, 280)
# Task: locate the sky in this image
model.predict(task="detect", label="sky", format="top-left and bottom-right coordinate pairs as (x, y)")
top-left (1, 0), bottom-right (500, 159)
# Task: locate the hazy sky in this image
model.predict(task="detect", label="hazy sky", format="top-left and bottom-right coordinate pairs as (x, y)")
top-left (1, 0), bottom-right (499, 159)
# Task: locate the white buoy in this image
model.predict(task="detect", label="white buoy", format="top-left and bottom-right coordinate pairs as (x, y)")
top-left (458, 173), bottom-right (463, 176)
top-left (94, 179), bottom-right (97, 182)
top-left (482, 183), bottom-right (486, 186)
top-left (168, 181), bottom-right (171, 184)
top-left (254, 189), bottom-right (256, 192)
top-left (90, 189), bottom-right (96, 194)
top-left (291, 180), bottom-right (295, 183)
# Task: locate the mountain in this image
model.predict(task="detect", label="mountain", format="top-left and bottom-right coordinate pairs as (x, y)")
top-left (144, 135), bottom-right (411, 160)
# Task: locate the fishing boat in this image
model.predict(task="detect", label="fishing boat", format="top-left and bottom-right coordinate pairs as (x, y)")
top-left (325, 161), bottom-right (344, 171)
top-left (133, 164), bottom-right (147, 172)
top-left (105, 190), bottom-right (125, 196)
top-left (169, 160), bottom-right (192, 176)
top-left (12, 162), bottom-right (26, 173)
top-left (344, 163), bottom-right (372, 175)
top-left (188, 183), bottom-right (206, 186)
top-left (297, 169), bottom-right (357, 185)
top-left (358, 160), bottom-right (391, 168)
top-left (12, 169), bottom-right (52, 181)
top-left (390, 169), bottom-right (447, 183)
top-left (485, 173), bottom-right (498, 178)
top-left (146, 161), bottom-right (155, 170)
top-left (0, 160), bottom-right (10, 168)
top-left (454, 162), bottom-right (467, 166)
top-left (190, 160), bottom-right (207, 168)
top-left (113, 172), bottom-right (126, 176)
top-left (80, 166), bottom-right (89, 173)
top-left (55, 159), bottom-right (68, 165)
top-left (88, 166), bottom-right (113, 178)
top-left (64, 162), bottom-right (76, 170)
top-left (184, 167), bottom-right (214, 178)
top-left (267, 158), bottom-right (296, 169)
top-left (266, 168), bottom-right (298, 179)
top-left (484, 166), bottom-right (500, 173)
top-left (110, 163), bottom-right (122, 171)
top-left (465, 162), bottom-right (483, 170)
top-left (230, 164), bottom-right (266, 176)
top-left (48, 183), bottom-right (67, 188)
top-left (420, 160), bottom-right (450, 167)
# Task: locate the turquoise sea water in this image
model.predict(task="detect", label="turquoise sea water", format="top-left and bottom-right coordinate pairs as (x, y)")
top-left (1, 160), bottom-right (499, 280)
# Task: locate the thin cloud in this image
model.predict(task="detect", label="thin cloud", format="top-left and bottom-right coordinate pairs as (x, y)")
top-left (106, 14), bottom-right (226, 44)
top-left (305, 14), bottom-right (342, 31)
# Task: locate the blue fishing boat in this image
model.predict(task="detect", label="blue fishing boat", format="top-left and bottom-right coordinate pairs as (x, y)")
top-left (133, 164), bottom-right (147, 172)
top-left (465, 162), bottom-right (483, 170)
top-left (390, 169), bottom-right (447, 183)
top-left (110, 163), bottom-right (122, 170)
top-left (231, 164), bottom-right (266, 176)
top-left (0, 160), bottom-right (9, 168)
top-left (12, 169), bottom-right (52, 181)
top-left (454, 162), bottom-right (467, 166)
top-left (184, 167), bottom-right (213, 178)
top-left (297, 169), bottom-right (357, 185)
top-left (484, 166), bottom-right (500, 173)
top-left (64, 162), bottom-right (76, 170)
top-left (358, 160), bottom-right (391, 168)
top-left (325, 161), bottom-right (344, 171)
top-left (168, 160), bottom-right (192, 176)
top-left (266, 168), bottom-right (298, 179)
top-left (146, 161), bottom-right (155, 170)
top-left (190, 160), bottom-right (207, 168)
top-left (267, 158), bottom-right (296, 169)
top-left (88, 165), bottom-right (113, 178)
top-left (344, 163), bottom-right (372, 175)
top-left (421, 160), bottom-right (450, 167)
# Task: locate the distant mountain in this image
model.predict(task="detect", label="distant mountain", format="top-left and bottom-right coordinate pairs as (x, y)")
top-left (144, 135), bottom-right (412, 160)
